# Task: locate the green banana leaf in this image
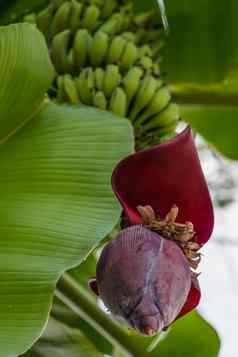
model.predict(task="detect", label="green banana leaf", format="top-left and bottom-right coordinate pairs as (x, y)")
top-left (159, 0), bottom-right (238, 160)
top-left (23, 317), bottom-right (103, 357)
top-left (0, 23), bottom-right (55, 139)
top-left (163, 0), bottom-right (238, 87)
top-left (0, 23), bottom-right (133, 357)
top-left (151, 311), bottom-right (220, 357)
top-left (180, 104), bottom-right (238, 160)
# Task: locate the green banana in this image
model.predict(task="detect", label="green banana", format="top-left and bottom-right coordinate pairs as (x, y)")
top-left (107, 35), bottom-right (126, 64)
top-left (63, 74), bottom-right (80, 104)
top-left (121, 31), bottom-right (136, 42)
top-left (73, 29), bottom-right (92, 70)
top-left (101, 0), bottom-right (118, 19)
top-left (69, 0), bottom-right (83, 32)
top-left (90, 0), bottom-right (104, 6)
top-left (142, 104), bottom-right (179, 132)
top-left (98, 12), bottom-right (125, 35)
top-left (52, 0), bottom-right (65, 8)
top-left (94, 68), bottom-right (105, 90)
top-left (120, 41), bottom-right (138, 69)
top-left (138, 45), bottom-right (153, 58)
top-left (76, 68), bottom-right (95, 104)
top-left (89, 32), bottom-right (109, 67)
top-left (136, 86), bottom-right (171, 125)
top-left (51, 30), bottom-right (73, 73)
top-left (93, 91), bottom-right (107, 110)
top-left (109, 87), bottom-right (127, 117)
top-left (51, 1), bottom-right (71, 37)
top-left (23, 13), bottom-right (37, 25)
top-left (122, 66), bottom-right (144, 105)
top-left (138, 56), bottom-right (154, 72)
top-left (130, 75), bottom-right (158, 121)
top-left (81, 4), bottom-right (101, 31)
top-left (56, 75), bottom-right (67, 102)
top-left (103, 65), bottom-right (122, 98)
top-left (36, 5), bottom-right (54, 35)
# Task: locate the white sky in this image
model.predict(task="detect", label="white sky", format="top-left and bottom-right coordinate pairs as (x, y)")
top-left (198, 144), bottom-right (238, 357)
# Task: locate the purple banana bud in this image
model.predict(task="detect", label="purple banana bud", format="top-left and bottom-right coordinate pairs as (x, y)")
top-left (96, 225), bottom-right (191, 335)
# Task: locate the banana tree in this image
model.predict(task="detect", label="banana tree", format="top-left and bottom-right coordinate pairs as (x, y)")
top-left (1, 0), bottom-right (236, 356)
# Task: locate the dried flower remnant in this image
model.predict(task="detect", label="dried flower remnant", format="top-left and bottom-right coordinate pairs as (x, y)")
top-left (89, 127), bottom-right (214, 335)
top-left (137, 204), bottom-right (201, 270)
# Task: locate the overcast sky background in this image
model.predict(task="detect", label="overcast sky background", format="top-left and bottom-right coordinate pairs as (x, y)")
top-left (198, 142), bottom-right (238, 357)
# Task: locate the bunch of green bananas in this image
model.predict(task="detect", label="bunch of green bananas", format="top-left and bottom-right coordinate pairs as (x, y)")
top-left (55, 65), bottom-right (178, 149)
top-left (23, 0), bottom-right (179, 149)
top-left (50, 28), bottom-right (161, 74)
top-left (24, 0), bottom-right (133, 39)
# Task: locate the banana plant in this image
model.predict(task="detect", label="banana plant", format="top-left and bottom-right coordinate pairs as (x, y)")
top-left (1, 0), bottom-right (236, 356)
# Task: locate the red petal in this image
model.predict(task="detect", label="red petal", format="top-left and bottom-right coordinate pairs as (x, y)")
top-left (112, 127), bottom-right (214, 245)
top-left (177, 279), bottom-right (201, 319)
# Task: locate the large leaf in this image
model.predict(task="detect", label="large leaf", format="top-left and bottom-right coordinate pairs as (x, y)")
top-left (151, 311), bottom-right (220, 357)
top-left (23, 317), bottom-right (103, 357)
top-left (163, 0), bottom-right (238, 87)
top-left (180, 104), bottom-right (238, 160)
top-left (0, 100), bottom-right (133, 357)
top-left (159, 0), bottom-right (238, 160)
top-left (0, 23), bottom-right (54, 139)
top-left (0, 21), bottom-right (133, 357)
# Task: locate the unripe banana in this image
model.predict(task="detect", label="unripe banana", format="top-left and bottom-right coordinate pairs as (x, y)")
top-left (36, 5), bottom-right (54, 35)
top-left (93, 91), bottom-right (107, 110)
top-left (23, 13), bottom-right (37, 25)
top-left (138, 56), bottom-right (154, 72)
top-left (76, 68), bottom-right (95, 105)
top-left (107, 35), bottom-right (126, 64)
top-left (101, 0), bottom-right (117, 19)
top-left (130, 75), bottom-right (158, 121)
top-left (109, 87), bottom-right (127, 117)
top-left (56, 75), bottom-right (67, 102)
top-left (90, 0), bottom-right (104, 6)
top-left (94, 68), bottom-right (105, 90)
top-left (98, 12), bottom-right (124, 35)
top-left (152, 63), bottom-right (160, 77)
top-left (142, 104), bottom-right (179, 132)
top-left (81, 4), bottom-right (101, 31)
top-left (89, 32), bottom-right (109, 67)
top-left (51, 1), bottom-right (71, 37)
top-left (120, 41), bottom-right (138, 69)
top-left (136, 86), bottom-right (171, 125)
top-left (52, 0), bottom-right (65, 7)
top-left (51, 30), bottom-right (73, 73)
top-left (121, 31), bottom-right (136, 42)
top-left (63, 74), bottom-right (80, 104)
top-left (103, 65), bottom-right (122, 98)
top-left (73, 29), bottom-right (92, 70)
top-left (69, 0), bottom-right (83, 32)
top-left (122, 67), bottom-right (144, 105)
top-left (138, 45), bottom-right (153, 58)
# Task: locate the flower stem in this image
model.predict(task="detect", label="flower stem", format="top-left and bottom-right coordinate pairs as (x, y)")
top-left (56, 273), bottom-right (151, 357)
